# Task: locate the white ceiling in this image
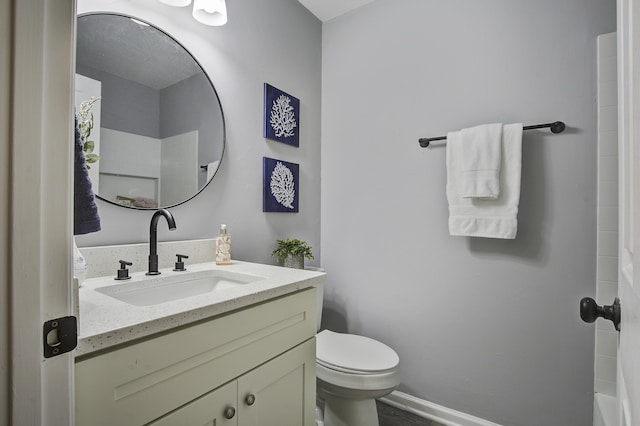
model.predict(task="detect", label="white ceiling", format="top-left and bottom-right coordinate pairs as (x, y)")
top-left (77, 15), bottom-right (202, 91)
top-left (76, 3), bottom-right (376, 90)
top-left (298, 0), bottom-right (376, 22)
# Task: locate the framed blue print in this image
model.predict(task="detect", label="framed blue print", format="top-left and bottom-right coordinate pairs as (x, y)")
top-left (263, 157), bottom-right (299, 213)
top-left (263, 83), bottom-right (300, 147)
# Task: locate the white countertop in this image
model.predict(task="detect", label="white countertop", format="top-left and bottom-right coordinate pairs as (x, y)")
top-left (77, 260), bottom-right (325, 356)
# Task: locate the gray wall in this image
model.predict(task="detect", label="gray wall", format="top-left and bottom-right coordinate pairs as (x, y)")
top-left (76, 0), bottom-right (323, 268)
top-left (321, 1), bottom-right (614, 425)
top-left (77, 64), bottom-right (161, 138)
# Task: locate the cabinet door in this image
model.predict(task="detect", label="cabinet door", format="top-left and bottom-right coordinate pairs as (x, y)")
top-left (149, 381), bottom-right (238, 426)
top-left (238, 338), bottom-right (316, 426)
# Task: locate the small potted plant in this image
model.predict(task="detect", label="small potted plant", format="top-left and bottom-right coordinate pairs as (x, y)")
top-left (77, 96), bottom-right (101, 169)
top-left (272, 238), bottom-right (314, 269)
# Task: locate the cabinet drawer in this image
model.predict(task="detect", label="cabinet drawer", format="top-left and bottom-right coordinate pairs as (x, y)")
top-left (76, 288), bottom-right (316, 426)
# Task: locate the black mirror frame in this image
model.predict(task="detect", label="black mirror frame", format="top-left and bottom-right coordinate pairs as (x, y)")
top-left (76, 12), bottom-right (226, 210)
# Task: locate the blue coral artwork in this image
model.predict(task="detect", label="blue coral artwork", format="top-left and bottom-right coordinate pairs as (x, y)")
top-left (263, 157), bottom-right (299, 213)
top-left (263, 83), bottom-right (300, 147)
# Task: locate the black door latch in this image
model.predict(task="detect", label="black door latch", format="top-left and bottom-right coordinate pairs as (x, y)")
top-left (43, 316), bottom-right (77, 358)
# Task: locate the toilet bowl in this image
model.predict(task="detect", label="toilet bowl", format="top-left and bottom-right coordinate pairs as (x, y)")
top-left (307, 268), bottom-right (400, 426)
top-left (316, 330), bottom-right (400, 426)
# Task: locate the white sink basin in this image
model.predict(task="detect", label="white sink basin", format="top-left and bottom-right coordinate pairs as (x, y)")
top-left (95, 269), bottom-right (266, 306)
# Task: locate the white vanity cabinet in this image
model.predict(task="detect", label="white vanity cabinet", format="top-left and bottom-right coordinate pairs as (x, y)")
top-left (75, 288), bottom-right (317, 426)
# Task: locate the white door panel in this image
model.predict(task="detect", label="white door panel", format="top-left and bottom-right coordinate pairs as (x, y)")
top-left (9, 1), bottom-right (76, 425)
top-left (617, 0), bottom-right (640, 425)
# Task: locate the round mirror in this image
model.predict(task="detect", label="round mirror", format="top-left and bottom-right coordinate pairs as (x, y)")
top-left (75, 13), bottom-right (225, 209)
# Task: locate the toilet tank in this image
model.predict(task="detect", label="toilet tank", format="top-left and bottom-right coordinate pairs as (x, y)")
top-left (304, 266), bottom-right (324, 331)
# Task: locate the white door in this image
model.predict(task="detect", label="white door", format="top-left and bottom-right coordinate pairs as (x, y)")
top-left (617, 1), bottom-right (640, 425)
top-left (8, 1), bottom-right (76, 425)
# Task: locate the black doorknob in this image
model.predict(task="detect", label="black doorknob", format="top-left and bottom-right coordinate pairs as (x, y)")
top-left (580, 297), bottom-right (620, 331)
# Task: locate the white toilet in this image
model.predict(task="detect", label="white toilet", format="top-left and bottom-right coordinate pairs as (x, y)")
top-left (310, 273), bottom-right (400, 426)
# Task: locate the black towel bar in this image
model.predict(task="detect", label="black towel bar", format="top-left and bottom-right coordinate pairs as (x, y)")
top-left (418, 121), bottom-right (566, 148)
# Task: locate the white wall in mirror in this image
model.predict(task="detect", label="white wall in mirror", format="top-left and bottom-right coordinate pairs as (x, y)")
top-left (99, 128), bottom-right (198, 208)
top-left (160, 131), bottom-right (199, 206)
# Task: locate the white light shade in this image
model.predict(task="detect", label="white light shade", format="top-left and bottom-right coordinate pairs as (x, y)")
top-left (158, 0), bottom-right (191, 6)
top-left (192, 0), bottom-right (228, 26)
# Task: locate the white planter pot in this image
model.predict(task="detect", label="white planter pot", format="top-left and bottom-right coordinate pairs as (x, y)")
top-left (283, 254), bottom-right (304, 269)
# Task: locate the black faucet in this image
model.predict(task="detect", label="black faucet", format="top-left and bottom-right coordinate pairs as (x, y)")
top-left (146, 209), bottom-right (177, 275)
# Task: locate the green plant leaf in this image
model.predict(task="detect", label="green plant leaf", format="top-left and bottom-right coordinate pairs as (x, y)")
top-left (271, 238), bottom-right (314, 260)
top-left (84, 140), bottom-right (95, 153)
top-left (85, 153), bottom-right (100, 164)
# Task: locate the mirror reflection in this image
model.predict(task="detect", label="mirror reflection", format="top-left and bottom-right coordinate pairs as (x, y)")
top-left (75, 13), bottom-right (225, 209)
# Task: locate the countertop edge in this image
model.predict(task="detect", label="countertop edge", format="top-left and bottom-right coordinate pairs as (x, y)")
top-left (76, 265), bottom-right (325, 357)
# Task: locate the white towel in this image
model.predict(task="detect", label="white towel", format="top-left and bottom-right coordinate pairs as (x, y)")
top-left (461, 123), bottom-right (502, 199)
top-left (446, 123), bottom-right (523, 239)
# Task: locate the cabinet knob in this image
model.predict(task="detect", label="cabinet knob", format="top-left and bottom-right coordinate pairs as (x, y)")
top-left (224, 406), bottom-right (236, 419)
top-left (245, 393), bottom-right (256, 406)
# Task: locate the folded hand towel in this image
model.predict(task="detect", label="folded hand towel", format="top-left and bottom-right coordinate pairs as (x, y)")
top-left (132, 197), bottom-right (158, 209)
top-left (461, 123), bottom-right (502, 199)
top-left (446, 123), bottom-right (523, 239)
top-left (74, 115), bottom-right (101, 235)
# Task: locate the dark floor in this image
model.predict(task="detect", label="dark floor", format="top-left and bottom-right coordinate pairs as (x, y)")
top-left (376, 401), bottom-right (445, 426)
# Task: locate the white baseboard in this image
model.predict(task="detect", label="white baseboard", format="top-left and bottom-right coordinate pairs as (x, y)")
top-left (379, 391), bottom-right (503, 426)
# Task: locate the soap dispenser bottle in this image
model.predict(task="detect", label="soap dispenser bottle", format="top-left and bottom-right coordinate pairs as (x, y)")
top-left (216, 224), bottom-right (231, 265)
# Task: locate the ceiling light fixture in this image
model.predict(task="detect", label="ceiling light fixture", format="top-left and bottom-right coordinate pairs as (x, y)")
top-left (192, 0), bottom-right (228, 26)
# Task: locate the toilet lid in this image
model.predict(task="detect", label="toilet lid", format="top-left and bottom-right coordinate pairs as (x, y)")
top-left (316, 330), bottom-right (399, 374)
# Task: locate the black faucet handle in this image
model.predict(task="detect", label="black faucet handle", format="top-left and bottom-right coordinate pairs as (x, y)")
top-left (174, 254), bottom-right (189, 272)
top-left (115, 260), bottom-right (133, 281)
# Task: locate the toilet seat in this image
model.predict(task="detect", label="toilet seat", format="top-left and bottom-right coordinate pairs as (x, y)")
top-left (316, 330), bottom-right (399, 374)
